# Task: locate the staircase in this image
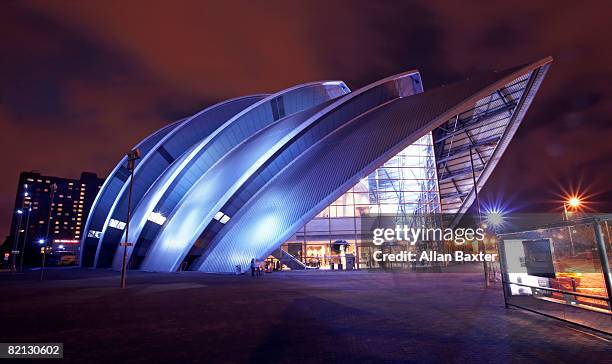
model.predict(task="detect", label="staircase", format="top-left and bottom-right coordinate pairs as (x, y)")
top-left (271, 249), bottom-right (307, 270)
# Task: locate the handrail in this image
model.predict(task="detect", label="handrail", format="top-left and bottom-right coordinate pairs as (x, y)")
top-left (502, 280), bottom-right (610, 302)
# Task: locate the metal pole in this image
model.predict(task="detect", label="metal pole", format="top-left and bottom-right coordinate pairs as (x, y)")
top-left (120, 149), bottom-right (140, 289)
top-left (497, 240), bottom-right (509, 308)
top-left (563, 203), bottom-right (575, 256)
top-left (605, 220), bottom-right (611, 251)
top-left (469, 145), bottom-right (487, 286)
top-left (593, 220), bottom-right (612, 315)
top-left (19, 207), bottom-right (31, 271)
top-left (120, 167), bottom-right (134, 288)
top-left (41, 183), bottom-right (56, 281)
top-left (11, 211), bottom-right (23, 272)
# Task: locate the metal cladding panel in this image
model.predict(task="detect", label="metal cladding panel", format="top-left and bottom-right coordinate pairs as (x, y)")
top-left (79, 119), bottom-right (181, 267)
top-left (188, 71), bottom-right (423, 271)
top-left (197, 58), bottom-right (552, 273)
top-left (139, 101), bottom-right (338, 272)
top-left (216, 72), bottom-right (423, 224)
top-left (121, 82), bottom-right (349, 271)
top-left (93, 96), bottom-right (264, 268)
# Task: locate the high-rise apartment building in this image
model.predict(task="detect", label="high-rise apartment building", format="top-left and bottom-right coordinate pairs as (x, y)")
top-left (7, 171), bottom-right (103, 267)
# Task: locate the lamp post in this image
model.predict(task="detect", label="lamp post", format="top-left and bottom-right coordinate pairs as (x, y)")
top-left (19, 206), bottom-right (32, 272)
top-left (19, 184), bottom-right (31, 272)
top-left (469, 145), bottom-right (487, 286)
top-left (485, 209), bottom-right (505, 287)
top-left (40, 183), bottom-right (57, 281)
top-left (563, 196), bottom-right (582, 257)
top-left (10, 209), bottom-right (23, 272)
top-left (120, 148), bottom-right (141, 289)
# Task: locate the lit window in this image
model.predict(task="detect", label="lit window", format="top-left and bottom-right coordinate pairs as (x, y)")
top-left (87, 230), bottom-right (101, 238)
top-left (108, 219), bottom-right (125, 230)
top-left (214, 211), bottom-right (231, 224)
top-left (147, 211), bottom-right (167, 225)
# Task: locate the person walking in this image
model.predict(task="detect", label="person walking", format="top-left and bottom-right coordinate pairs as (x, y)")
top-left (250, 258), bottom-right (256, 277)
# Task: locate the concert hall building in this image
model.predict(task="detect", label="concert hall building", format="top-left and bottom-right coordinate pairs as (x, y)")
top-left (80, 57), bottom-right (552, 273)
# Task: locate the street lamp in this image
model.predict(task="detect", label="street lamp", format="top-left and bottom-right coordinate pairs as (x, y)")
top-left (10, 209), bottom-right (24, 272)
top-left (41, 183), bottom-right (57, 281)
top-left (120, 148), bottom-right (141, 289)
top-left (19, 184), bottom-right (32, 272)
top-left (563, 195), bottom-right (582, 220)
top-left (19, 206), bottom-right (32, 272)
top-left (485, 211), bottom-right (505, 231)
top-left (563, 195), bottom-right (583, 257)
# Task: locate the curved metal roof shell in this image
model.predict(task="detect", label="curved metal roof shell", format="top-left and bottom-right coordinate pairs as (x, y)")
top-left (107, 82), bottom-right (350, 270)
top-left (80, 58), bottom-right (552, 274)
top-left (195, 58), bottom-right (551, 273)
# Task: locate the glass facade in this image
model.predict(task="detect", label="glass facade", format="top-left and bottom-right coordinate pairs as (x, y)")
top-left (279, 133), bottom-right (440, 269)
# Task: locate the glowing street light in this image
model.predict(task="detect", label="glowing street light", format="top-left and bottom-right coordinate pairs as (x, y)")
top-left (563, 195), bottom-right (583, 221)
top-left (568, 196), bottom-right (581, 208)
top-left (485, 211), bottom-right (505, 229)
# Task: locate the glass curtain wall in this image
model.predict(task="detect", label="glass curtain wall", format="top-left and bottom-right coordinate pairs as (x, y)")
top-left (279, 133), bottom-right (440, 269)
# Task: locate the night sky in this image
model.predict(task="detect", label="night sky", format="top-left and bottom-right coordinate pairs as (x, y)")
top-left (1, 1), bottom-right (611, 237)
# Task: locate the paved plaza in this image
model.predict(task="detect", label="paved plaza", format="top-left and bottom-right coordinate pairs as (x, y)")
top-left (1, 268), bottom-right (610, 363)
